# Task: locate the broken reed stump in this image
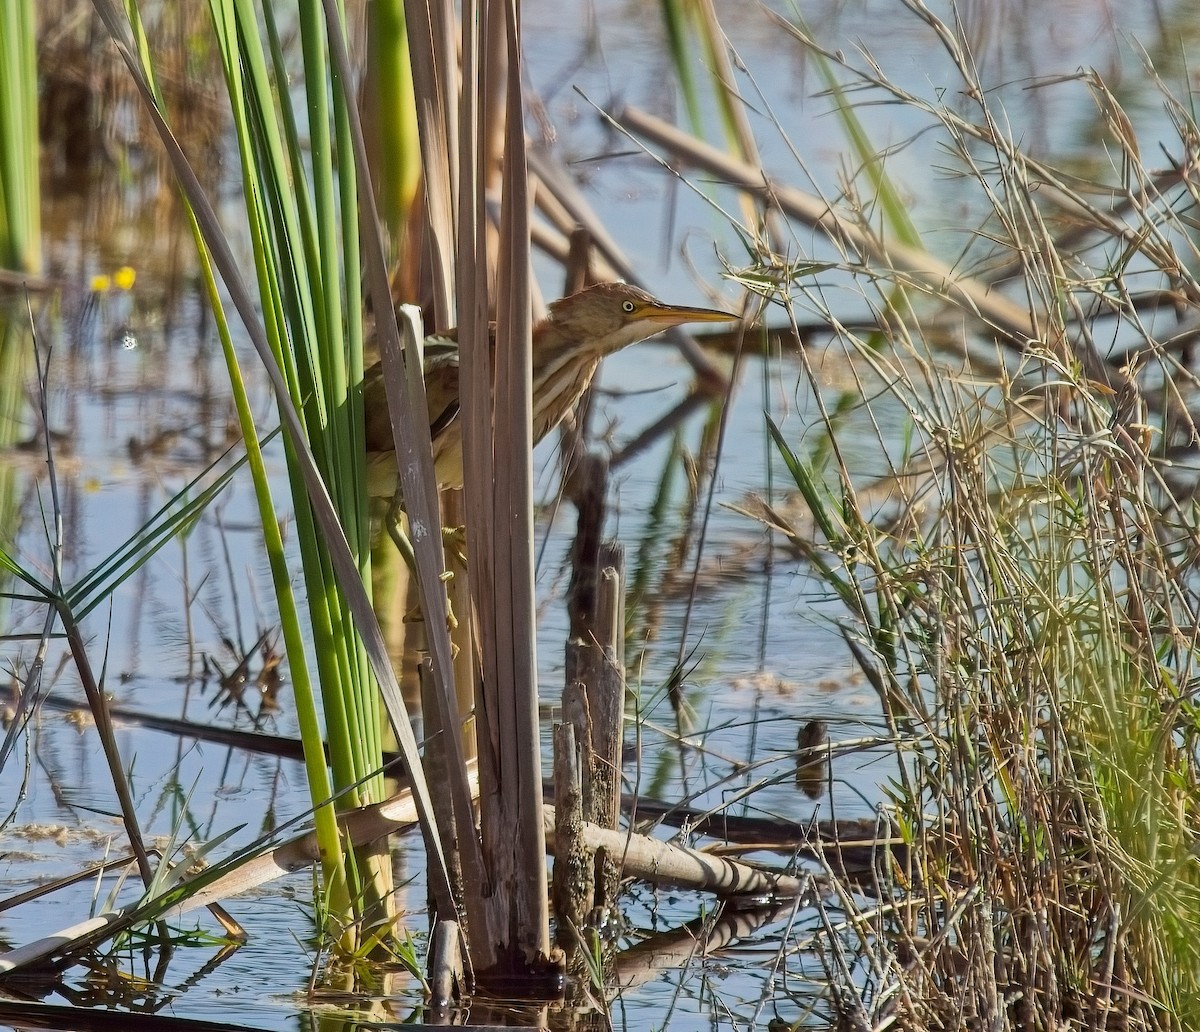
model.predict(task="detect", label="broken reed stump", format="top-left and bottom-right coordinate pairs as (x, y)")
top-left (565, 451), bottom-right (609, 644)
top-left (567, 547), bottom-right (623, 825)
top-left (556, 447), bottom-right (627, 940)
top-left (795, 717), bottom-right (830, 800)
top-left (552, 721), bottom-right (592, 948)
top-left (562, 543), bottom-right (626, 921)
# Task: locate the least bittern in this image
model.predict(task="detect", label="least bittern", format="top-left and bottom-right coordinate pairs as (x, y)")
top-left (363, 281), bottom-right (736, 496)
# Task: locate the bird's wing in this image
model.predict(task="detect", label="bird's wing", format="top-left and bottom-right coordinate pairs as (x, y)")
top-left (422, 338), bottom-right (461, 443)
top-left (363, 324), bottom-right (496, 455)
top-left (363, 360), bottom-right (394, 454)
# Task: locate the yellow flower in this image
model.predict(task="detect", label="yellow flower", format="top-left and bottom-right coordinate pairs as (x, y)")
top-left (113, 266), bottom-right (136, 291)
top-left (90, 274), bottom-right (111, 292)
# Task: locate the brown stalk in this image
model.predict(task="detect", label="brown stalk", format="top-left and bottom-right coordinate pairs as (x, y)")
top-left (402, 0), bottom-right (458, 324)
top-left (475, 0), bottom-right (552, 972)
top-left (455, 0), bottom-right (500, 971)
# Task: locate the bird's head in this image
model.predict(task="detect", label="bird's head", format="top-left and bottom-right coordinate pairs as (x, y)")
top-left (544, 282), bottom-right (736, 357)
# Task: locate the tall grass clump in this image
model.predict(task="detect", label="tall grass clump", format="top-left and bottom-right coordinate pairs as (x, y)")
top-left (742, 5), bottom-right (1200, 1027)
top-left (771, 348), bottom-right (1200, 1026)
top-left (90, 0), bottom-right (460, 956)
top-left (94, 0), bottom-right (549, 977)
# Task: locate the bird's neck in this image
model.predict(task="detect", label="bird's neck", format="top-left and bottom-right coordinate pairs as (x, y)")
top-left (531, 319), bottom-right (572, 367)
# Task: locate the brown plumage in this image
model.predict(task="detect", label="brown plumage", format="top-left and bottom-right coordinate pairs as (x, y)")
top-left (364, 281), bottom-right (735, 495)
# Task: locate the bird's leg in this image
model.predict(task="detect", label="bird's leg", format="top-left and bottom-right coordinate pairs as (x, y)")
top-left (435, 488), bottom-right (470, 571)
top-left (385, 490), bottom-right (463, 578)
top-left (384, 490), bottom-right (418, 572)
top-left (384, 491), bottom-right (460, 632)
top-left (441, 523), bottom-right (468, 567)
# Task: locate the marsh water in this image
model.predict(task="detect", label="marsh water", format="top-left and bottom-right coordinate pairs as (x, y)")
top-left (1, 1), bottom-right (1193, 1028)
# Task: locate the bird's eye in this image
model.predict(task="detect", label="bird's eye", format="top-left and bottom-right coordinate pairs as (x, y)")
top-left (621, 300), bottom-right (636, 313)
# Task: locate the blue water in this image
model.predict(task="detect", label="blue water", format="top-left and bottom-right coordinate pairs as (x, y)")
top-left (2, 0), bottom-right (1194, 1027)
